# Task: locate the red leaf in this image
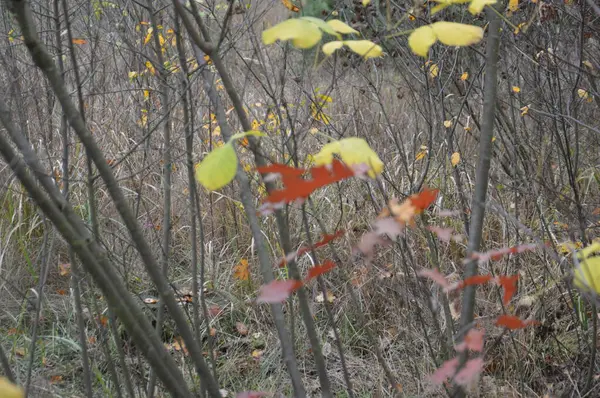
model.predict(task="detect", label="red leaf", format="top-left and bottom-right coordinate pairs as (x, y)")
top-left (474, 243), bottom-right (538, 262)
top-left (495, 314), bottom-right (539, 330)
top-left (417, 268), bottom-right (450, 289)
top-left (306, 260), bottom-right (336, 282)
top-left (374, 217), bottom-right (404, 239)
top-left (409, 187), bottom-right (439, 212)
top-left (258, 160), bottom-right (356, 214)
top-left (279, 230), bottom-right (345, 267)
top-left (455, 328), bottom-right (485, 353)
top-left (496, 274), bottom-right (519, 305)
top-left (256, 280), bottom-right (302, 303)
top-left (428, 226), bottom-right (463, 243)
top-left (457, 274), bottom-right (493, 289)
top-left (354, 230), bottom-right (390, 261)
top-left (453, 357), bottom-right (484, 386)
top-left (429, 357), bottom-right (459, 385)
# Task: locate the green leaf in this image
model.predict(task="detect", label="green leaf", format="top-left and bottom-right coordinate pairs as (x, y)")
top-left (195, 143), bottom-right (238, 191)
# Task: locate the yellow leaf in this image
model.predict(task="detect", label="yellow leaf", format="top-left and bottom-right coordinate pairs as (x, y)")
top-left (430, 0), bottom-right (470, 14)
top-left (144, 28), bottom-right (153, 45)
top-left (508, 0), bottom-right (518, 12)
top-left (262, 18), bottom-right (322, 49)
top-left (512, 86), bottom-right (521, 93)
top-left (583, 60), bottom-right (593, 69)
top-left (343, 40), bottom-right (383, 59)
top-left (229, 130), bottom-right (266, 142)
top-left (408, 25), bottom-right (437, 57)
top-left (415, 150), bottom-right (427, 161)
top-left (326, 19), bottom-right (359, 35)
top-left (0, 377), bottom-right (24, 398)
top-left (578, 89), bottom-right (589, 99)
top-left (468, 0), bottom-right (497, 14)
top-left (520, 105), bottom-right (529, 116)
top-left (143, 90), bottom-right (150, 100)
top-left (429, 63), bottom-right (439, 78)
top-left (408, 22), bottom-right (483, 57)
top-left (322, 41), bottom-right (345, 56)
top-left (432, 22), bottom-right (484, 48)
top-left (195, 143), bottom-right (237, 191)
top-left (362, 0), bottom-right (371, 5)
top-left (443, 120), bottom-right (452, 128)
top-left (314, 137), bottom-right (384, 178)
top-left (451, 152), bottom-right (460, 166)
top-left (574, 242), bottom-right (600, 294)
top-left (460, 71), bottom-right (469, 81)
top-left (514, 22), bottom-right (527, 34)
top-left (145, 61), bottom-right (156, 76)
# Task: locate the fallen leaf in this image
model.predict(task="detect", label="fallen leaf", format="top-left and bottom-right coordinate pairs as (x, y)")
top-left (234, 259), bottom-right (251, 281)
top-left (58, 263), bottom-right (71, 276)
top-left (236, 322), bottom-right (249, 336)
top-left (451, 152), bottom-right (460, 166)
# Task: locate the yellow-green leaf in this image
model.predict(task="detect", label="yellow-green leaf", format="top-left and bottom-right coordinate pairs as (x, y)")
top-left (262, 18), bottom-right (322, 49)
top-left (195, 142), bottom-right (238, 191)
top-left (326, 19), bottom-right (359, 35)
top-left (574, 242), bottom-right (600, 294)
top-left (468, 0), bottom-right (497, 15)
top-left (300, 17), bottom-right (340, 38)
top-left (362, 0), bottom-right (371, 5)
top-left (343, 40), bottom-right (383, 59)
top-left (313, 137), bottom-right (384, 178)
top-left (0, 377), bottom-right (24, 398)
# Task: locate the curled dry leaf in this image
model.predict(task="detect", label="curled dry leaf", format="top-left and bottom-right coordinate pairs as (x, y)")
top-left (235, 322), bottom-right (249, 336)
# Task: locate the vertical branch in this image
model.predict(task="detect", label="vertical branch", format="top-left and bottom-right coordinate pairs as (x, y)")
top-left (455, 5), bottom-right (501, 396)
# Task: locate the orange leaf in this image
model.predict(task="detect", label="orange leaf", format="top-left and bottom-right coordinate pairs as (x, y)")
top-left (280, 0), bottom-right (300, 12)
top-left (496, 275), bottom-right (519, 305)
top-left (71, 38), bottom-right (87, 45)
top-left (306, 260), bottom-right (336, 282)
top-left (98, 315), bottom-right (108, 327)
top-left (234, 258), bottom-right (250, 281)
top-left (495, 314), bottom-right (539, 330)
top-left (409, 187), bottom-right (439, 212)
top-left (50, 375), bottom-right (63, 384)
top-left (56, 289), bottom-right (67, 296)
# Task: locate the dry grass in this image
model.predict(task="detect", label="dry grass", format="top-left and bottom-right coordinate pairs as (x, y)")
top-left (1, 0), bottom-right (600, 396)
